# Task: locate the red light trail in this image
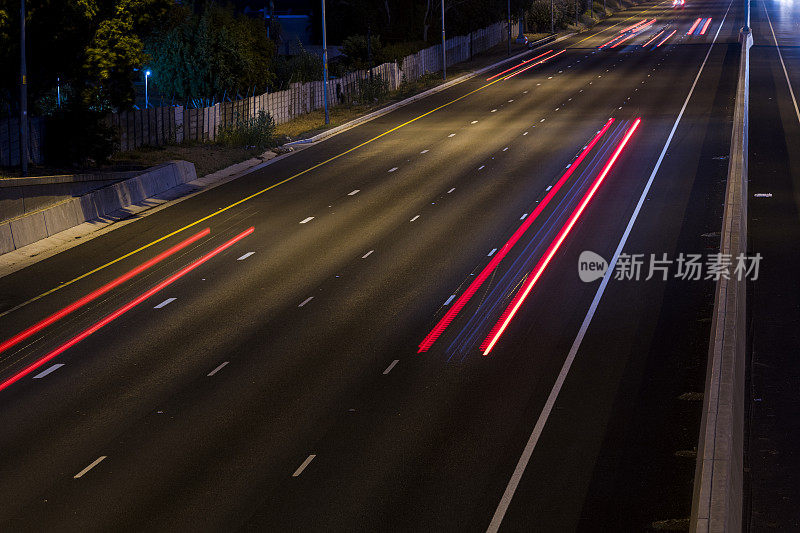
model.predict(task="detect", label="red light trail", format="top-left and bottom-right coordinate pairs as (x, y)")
top-left (0, 228), bottom-right (211, 356)
top-left (480, 119), bottom-right (641, 356)
top-left (0, 227), bottom-right (254, 393)
top-left (503, 50), bottom-right (565, 80)
top-left (487, 50), bottom-right (555, 81)
top-left (417, 119), bottom-right (615, 353)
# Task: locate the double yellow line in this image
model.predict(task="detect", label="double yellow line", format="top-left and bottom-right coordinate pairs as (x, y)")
top-left (1, 0), bottom-right (669, 319)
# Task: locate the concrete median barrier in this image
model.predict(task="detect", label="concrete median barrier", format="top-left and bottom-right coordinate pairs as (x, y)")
top-left (1, 161), bottom-right (197, 256)
top-left (690, 27), bottom-right (752, 533)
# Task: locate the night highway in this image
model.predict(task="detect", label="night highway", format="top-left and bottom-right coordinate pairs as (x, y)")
top-left (0, 0), bottom-right (761, 529)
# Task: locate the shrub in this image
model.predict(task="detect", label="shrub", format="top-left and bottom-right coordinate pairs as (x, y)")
top-left (356, 75), bottom-right (389, 103)
top-left (217, 110), bottom-right (276, 150)
top-left (44, 106), bottom-right (118, 167)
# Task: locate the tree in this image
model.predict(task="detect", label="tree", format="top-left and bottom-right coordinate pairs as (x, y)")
top-left (145, 2), bottom-right (276, 103)
top-left (0, 0), bottom-right (171, 113)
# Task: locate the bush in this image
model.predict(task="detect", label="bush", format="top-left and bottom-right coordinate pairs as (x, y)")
top-left (356, 75), bottom-right (389, 104)
top-left (527, 1), bottom-right (554, 32)
top-left (44, 106), bottom-right (118, 167)
top-left (217, 110), bottom-right (276, 150)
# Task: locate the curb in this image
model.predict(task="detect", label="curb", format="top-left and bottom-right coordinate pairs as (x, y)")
top-left (690, 27), bottom-right (752, 533)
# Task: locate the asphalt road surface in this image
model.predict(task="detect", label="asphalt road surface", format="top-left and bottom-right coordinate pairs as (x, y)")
top-left (0, 0), bottom-right (744, 530)
top-left (746, 0), bottom-right (800, 528)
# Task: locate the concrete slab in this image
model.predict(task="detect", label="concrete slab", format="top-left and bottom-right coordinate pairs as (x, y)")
top-left (43, 201), bottom-right (79, 236)
top-left (10, 211), bottom-right (47, 249)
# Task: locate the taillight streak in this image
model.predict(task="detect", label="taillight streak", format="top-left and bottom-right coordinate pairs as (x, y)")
top-left (417, 119), bottom-right (615, 353)
top-left (657, 30), bottom-right (677, 47)
top-left (0, 227), bottom-right (254, 393)
top-left (611, 33), bottom-right (637, 48)
top-left (700, 18), bottom-right (712, 34)
top-left (687, 18), bottom-right (702, 35)
top-left (487, 50), bottom-right (555, 81)
top-left (0, 228), bottom-right (211, 357)
top-left (620, 19), bottom-right (648, 33)
top-left (643, 29), bottom-right (666, 47)
top-left (480, 119), bottom-right (641, 356)
top-left (503, 50), bottom-right (565, 80)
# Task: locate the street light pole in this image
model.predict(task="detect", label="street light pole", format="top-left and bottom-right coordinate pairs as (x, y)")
top-left (441, 0), bottom-right (446, 80)
top-left (507, 0), bottom-right (511, 56)
top-left (20, 0), bottom-right (29, 176)
top-left (321, 0), bottom-right (330, 124)
top-left (551, 0), bottom-right (554, 34)
top-left (144, 70), bottom-right (151, 109)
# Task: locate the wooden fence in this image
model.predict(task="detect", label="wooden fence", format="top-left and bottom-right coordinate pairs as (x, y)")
top-left (99, 20), bottom-right (518, 153)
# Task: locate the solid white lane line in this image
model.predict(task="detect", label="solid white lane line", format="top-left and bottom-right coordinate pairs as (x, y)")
top-left (448, 188), bottom-right (456, 193)
top-left (298, 297), bottom-right (314, 307)
top-left (74, 456), bottom-right (107, 479)
top-left (486, 2), bottom-right (734, 530)
top-left (300, 217), bottom-right (314, 224)
top-left (383, 360), bottom-right (399, 375)
top-left (348, 189), bottom-right (360, 196)
top-left (488, 248), bottom-right (498, 257)
top-left (362, 250), bottom-right (374, 258)
top-left (293, 454), bottom-right (316, 477)
top-left (154, 298), bottom-right (176, 309)
top-left (207, 361), bottom-right (229, 376)
top-left (444, 295), bottom-right (456, 306)
top-left (388, 167), bottom-right (398, 172)
top-left (237, 252), bottom-right (255, 261)
top-left (420, 149), bottom-right (429, 153)
top-left (410, 215), bottom-right (420, 222)
top-left (33, 364), bottom-right (63, 379)
top-left (764, 1), bottom-right (800, 125)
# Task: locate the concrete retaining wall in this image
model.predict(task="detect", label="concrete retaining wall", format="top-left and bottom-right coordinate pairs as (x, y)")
top-left (0, 161), bottom-right (196, 255)
top-left (690, 27), bottom-right (752, 533)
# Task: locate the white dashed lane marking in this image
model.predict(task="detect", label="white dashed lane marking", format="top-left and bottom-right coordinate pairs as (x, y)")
top-left (298, 297), bottom-right (314, 307)
top-left (74, 456), bottom-right (107, 479)
top-left (488, 248), bottom-right (498, 257)
top-left (207, 361), bottom-right (229, 377)
top-left (154, 298), bottom-right (176, 309)
top-left (33, 364), bottom-right (63, 379)
top-left (410, 215), bottom-right (420, 222)
top-left (362, 250), bottom-right (374, 258)
top-left (444, 295), bottom-right (456, 306)
top-left (237, 252), bottom-right (255, 261)
top-left (300, 217), bottom-right (314, 224)
top-left (448, 188), bottom-right (455, 193)
top-left (292, 455), bottom-right (316, 477)
top-left (383, 360), bottom-right (399, 375)
top-left (348, 189), bottom-right (360, 195)
top-left (388, 167), bottom-right (398, 172)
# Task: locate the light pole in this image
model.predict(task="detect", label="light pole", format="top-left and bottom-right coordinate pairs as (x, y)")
top-left (321, 0), bottom-right (330, 124)
top-left (441, 0), bottom-right (446, 80)
top-left (57, 77), bottom-right (61, 108)
top-left (551, 0), bottom-right (554, 34)
top-left (507, 0), bottom-right (511, 56)
top-left (20, 0), bottom-right (29, 176)
top-left (144, 70), bottom-right (151, 109)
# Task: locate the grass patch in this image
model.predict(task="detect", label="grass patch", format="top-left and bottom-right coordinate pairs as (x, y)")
top-left (110, 143), bottom-right (264, 178)
top-left (650, 518), bottom-right (690, 531)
